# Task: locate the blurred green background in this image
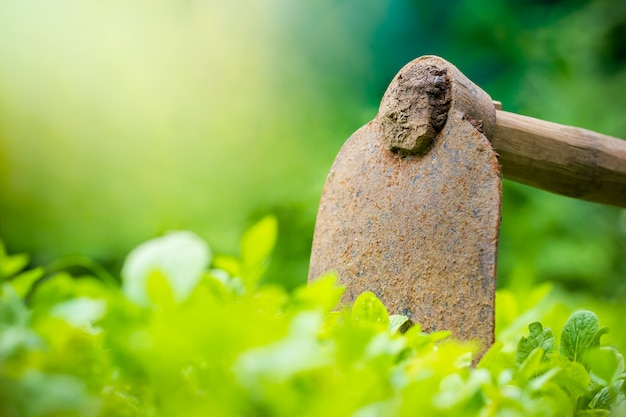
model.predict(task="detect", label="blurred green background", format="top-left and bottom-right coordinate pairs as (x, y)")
top-left (0, 0), bottom-right (625, 295)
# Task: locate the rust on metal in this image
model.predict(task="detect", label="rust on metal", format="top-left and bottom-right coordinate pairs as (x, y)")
top-left (309, 56), bottom-right (502, 349)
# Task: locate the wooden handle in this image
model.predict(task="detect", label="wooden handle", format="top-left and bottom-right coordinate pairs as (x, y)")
top-left (492, 110), bottom-right (626, 207)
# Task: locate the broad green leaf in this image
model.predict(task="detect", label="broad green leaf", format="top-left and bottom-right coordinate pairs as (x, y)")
top-left (389, 315), bottom-right (413, 334)
top-left (516, 346), bottom-right (545, 384)
top-left (240, 215), bottom-right (277, 288)
top-left (551, 355), bottom-right (590, 397)
top-left (121, 231), bottom-right (211, 305)
top-left (351, 291), bottom-right (389, 329)
top-left (560, 311), bottom-right (608, 363)
top-left (516, 321), bottom-right (554, 364)
top-left (584, 347), bottom-right (624, 384)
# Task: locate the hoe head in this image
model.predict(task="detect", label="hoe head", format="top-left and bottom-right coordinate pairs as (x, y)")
top-left (309, 56), bottom-right (501, 348)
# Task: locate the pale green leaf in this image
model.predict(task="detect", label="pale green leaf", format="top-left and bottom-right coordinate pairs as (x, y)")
top-left (121, 231), bottom-right (211, 305)
top-left (351, 291), bottom-right (389, 329)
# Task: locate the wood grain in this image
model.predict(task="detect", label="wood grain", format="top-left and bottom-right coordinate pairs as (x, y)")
top-left (493, 110), bottom-right (626, 207)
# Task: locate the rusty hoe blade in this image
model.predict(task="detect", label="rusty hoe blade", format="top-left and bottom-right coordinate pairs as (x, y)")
top-left (309, 56), bottom-right (502, 349)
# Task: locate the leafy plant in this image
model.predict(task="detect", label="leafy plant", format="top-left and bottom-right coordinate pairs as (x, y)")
top-left (0, 217), bottom-right (625, 416)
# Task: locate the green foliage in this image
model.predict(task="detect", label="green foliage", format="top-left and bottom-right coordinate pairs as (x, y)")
top-left (516, 321), bottom-right (554, 365)
top-left (1, 221), bottom-right (626, 416)
top-left (560, 311), bottom-right (609, 363)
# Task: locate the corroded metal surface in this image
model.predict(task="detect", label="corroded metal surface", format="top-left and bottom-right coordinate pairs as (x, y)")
top-left (309, 56), bottom-right (502, 348)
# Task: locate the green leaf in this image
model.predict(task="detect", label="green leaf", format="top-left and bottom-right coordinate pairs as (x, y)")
top-left (560, 311), bottom-right (608, 363)
top-left (578, 384), bottom-right (604, 411)
top-left (351, 291), bottom-right (389, 329)
top-left (516, 321), bottom-right (554, 364)
top-left (584, 347), bottom-right (624, 384)
top-left (516, 346), bottom-right (545, 384)
top-left (551, 355), bottom-right (590, 397)
top-left (389, 315), bottom-right (413, 334)
top-left (121, 231), bottom-right (211, 305)
top-left (588, 381), bottom-right (622, 410)
top-left (240, 215), bottom-right (278, 289)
